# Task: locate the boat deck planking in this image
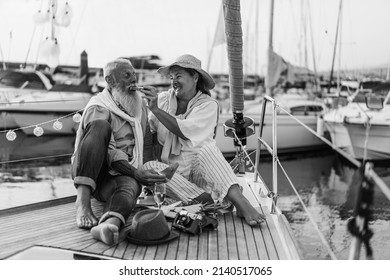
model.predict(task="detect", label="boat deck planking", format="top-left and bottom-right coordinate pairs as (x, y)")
top-left (0, 174), bottom-right (301, 260)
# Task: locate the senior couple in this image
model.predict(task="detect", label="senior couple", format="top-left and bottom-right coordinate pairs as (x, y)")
top-left (72, 54), bottom-right (265, 245)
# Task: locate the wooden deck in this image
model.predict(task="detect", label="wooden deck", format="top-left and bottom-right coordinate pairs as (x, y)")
top-left (0, 174), bottom-right (302, 260)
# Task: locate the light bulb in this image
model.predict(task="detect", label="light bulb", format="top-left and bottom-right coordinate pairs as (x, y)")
top-left (33, 126), bottom-right (44, 137)
top-left (53, 120), bottom-right (63, 130)
top-left (72, 113), bottom-right (82, 123)
top-left (6, 130), bottom-right (17, 141)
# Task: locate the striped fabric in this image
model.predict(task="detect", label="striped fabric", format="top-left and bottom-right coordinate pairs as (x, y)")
top-left (143, 143), bottom-right (238, 203)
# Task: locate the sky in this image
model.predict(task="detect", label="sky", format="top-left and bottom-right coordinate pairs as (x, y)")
top-left (0, 0), bottom-right (390, 75)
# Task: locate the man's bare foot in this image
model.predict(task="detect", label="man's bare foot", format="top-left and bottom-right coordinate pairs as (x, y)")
top-left (75, 184), bottom-right (98, 229)
top-left (228, 185), bottom-right (265, 226)
top-left (75, 200), bottom-right (98, 229)
top-left (91, 223), bottom-right (119, 245)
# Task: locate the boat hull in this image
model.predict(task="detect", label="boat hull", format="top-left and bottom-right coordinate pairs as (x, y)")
top-left (324, 121), bottom-right (355, 157)
top-left (344, 122), bottom-right (390, 160)
top-left (0, 91), bottom-right (91, 134)
top-left (0, 111), bottom-right (18, 130)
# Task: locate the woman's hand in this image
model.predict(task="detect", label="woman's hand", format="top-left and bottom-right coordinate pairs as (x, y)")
top-left (139, 86), bottom-right (158, 111)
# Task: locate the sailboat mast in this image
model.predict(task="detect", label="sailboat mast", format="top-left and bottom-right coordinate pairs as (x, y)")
top-left (254, 0), bottom-right (259, 91)
top-left (223, 0), bottom-right (244, 113)
top-left (266, 0), bottom-right (275, 96)
top-left (328, 0), bottom-right (343, 93)
top-left (307, 0), bottom-right (319, 91)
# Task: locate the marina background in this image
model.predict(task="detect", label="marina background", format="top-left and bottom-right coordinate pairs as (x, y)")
top-left (1, 0), bottom-right (390, 74)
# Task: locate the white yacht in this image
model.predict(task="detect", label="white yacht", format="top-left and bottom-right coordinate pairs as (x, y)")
top-left (343, 82), bottom-right (390, 160)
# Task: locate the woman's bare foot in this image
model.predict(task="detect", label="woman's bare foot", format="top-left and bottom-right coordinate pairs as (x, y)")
top-left (75, 185), bottom-right (98, 229)
top-left (227, 184), bottom-right (265, 226)
top-left (91, 223), bottom-right (119, 245)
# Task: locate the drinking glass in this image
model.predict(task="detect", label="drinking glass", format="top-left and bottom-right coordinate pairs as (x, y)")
top-left (154, 183), bottom-right (166, 209)
top-left (211, 183), bottom-right (223, 218)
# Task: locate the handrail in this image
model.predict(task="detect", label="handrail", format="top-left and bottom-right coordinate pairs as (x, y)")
top-left (255, 95), bottom-right (279, 213)
top-left (252, 95), bottom-right (338, 259)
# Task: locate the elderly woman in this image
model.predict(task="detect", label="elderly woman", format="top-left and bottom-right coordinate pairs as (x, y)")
top-left (141, 54), bottom-right (264, 226)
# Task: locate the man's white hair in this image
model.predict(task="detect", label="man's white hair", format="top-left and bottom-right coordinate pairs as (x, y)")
top-left (103, 58), bottom-right (133, 80)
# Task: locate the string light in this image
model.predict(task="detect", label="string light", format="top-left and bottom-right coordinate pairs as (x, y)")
top-left (53, 119), bottom-right (63, 130)
top-left (1, 109), bottom-right (83, 141)
top-left (33, 126), bottom-right (44, 137)
top-left (72, 113), bottom-right (82, 123)
top-left (6, 130), bottom-right (17, 141)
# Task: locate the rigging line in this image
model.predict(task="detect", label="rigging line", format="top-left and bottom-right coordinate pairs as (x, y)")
top-left (0, 153), bottom-right (72, 164)
top-left (34, 22), bottom-right (47, 69)
top-left (277, 157), bottom-right (338, 260)
top-left (232, 130), bottom-right (256, 170)
top-left (0, 41), bottom-right (6, 70)
top-left (24, 25), bottom-right (38, 67)
top-left (277, 106), bottom-right (361, 168)
top-left (0, 108), bottom-right (83, 134)
top-left (65, 0), bottom-right (89, 64)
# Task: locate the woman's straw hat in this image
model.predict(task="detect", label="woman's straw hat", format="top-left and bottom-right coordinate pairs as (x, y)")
top-left (158, 54), bottom-right (215, 90)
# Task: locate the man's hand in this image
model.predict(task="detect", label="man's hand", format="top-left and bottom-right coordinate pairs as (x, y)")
top-left (134, 168), bottom-right (166, 186)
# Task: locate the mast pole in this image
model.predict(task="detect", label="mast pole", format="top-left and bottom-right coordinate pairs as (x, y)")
top-left (328, 0), bottom-right (343, 93)
top-left (266, 0), bottom-right (275, 97)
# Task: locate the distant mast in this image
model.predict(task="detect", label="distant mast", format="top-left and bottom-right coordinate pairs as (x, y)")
top-left (328, 0), bottom-right (343, 93)
top-left (265, 0), bottom-right (275, 97)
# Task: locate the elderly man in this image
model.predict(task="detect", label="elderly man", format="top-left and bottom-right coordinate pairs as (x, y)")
top-left (71, 58), bottom-right (166, 245)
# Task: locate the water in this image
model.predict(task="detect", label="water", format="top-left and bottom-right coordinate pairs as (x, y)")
top-left (1, 133), bottom-right (389, 260)
top-left (258, 151), bottom-right (390, 260)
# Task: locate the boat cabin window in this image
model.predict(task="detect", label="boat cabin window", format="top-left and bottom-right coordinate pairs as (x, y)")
top-left (290, 105), bottom-right (322, 115)
top-left (351, 90), bottom-right (369, 103)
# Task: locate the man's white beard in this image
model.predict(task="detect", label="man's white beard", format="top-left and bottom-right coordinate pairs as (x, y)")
top-left (112, 87), bottom-right (143, 120)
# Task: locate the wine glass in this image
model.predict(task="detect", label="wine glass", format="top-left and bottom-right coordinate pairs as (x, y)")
top-left (154, 182), bottom-right (166, 209)
top-left (211, 183), bottom-right (222, 218)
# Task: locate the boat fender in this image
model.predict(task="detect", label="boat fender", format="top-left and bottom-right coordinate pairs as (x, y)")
top-left (316, 115), bottom-right (324, 136)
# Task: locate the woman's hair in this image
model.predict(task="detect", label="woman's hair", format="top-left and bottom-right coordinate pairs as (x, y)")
top-left (182, 68), bottom-right (211, 96)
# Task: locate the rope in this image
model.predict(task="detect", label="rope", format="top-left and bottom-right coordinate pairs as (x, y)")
top-left (278, 106), bottom-right (361, 167)
top-left (65, 0), bottom-right (89, 64)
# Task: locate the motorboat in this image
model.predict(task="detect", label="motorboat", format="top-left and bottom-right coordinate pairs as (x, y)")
top-left (343, 81), bottom-right (390, 160)
top-left (0, 69), bottom-right (54, 130)
top-left (323, 89), bottom-right (374, 157)
top-left (0, 89), bottom-right (92, 135)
